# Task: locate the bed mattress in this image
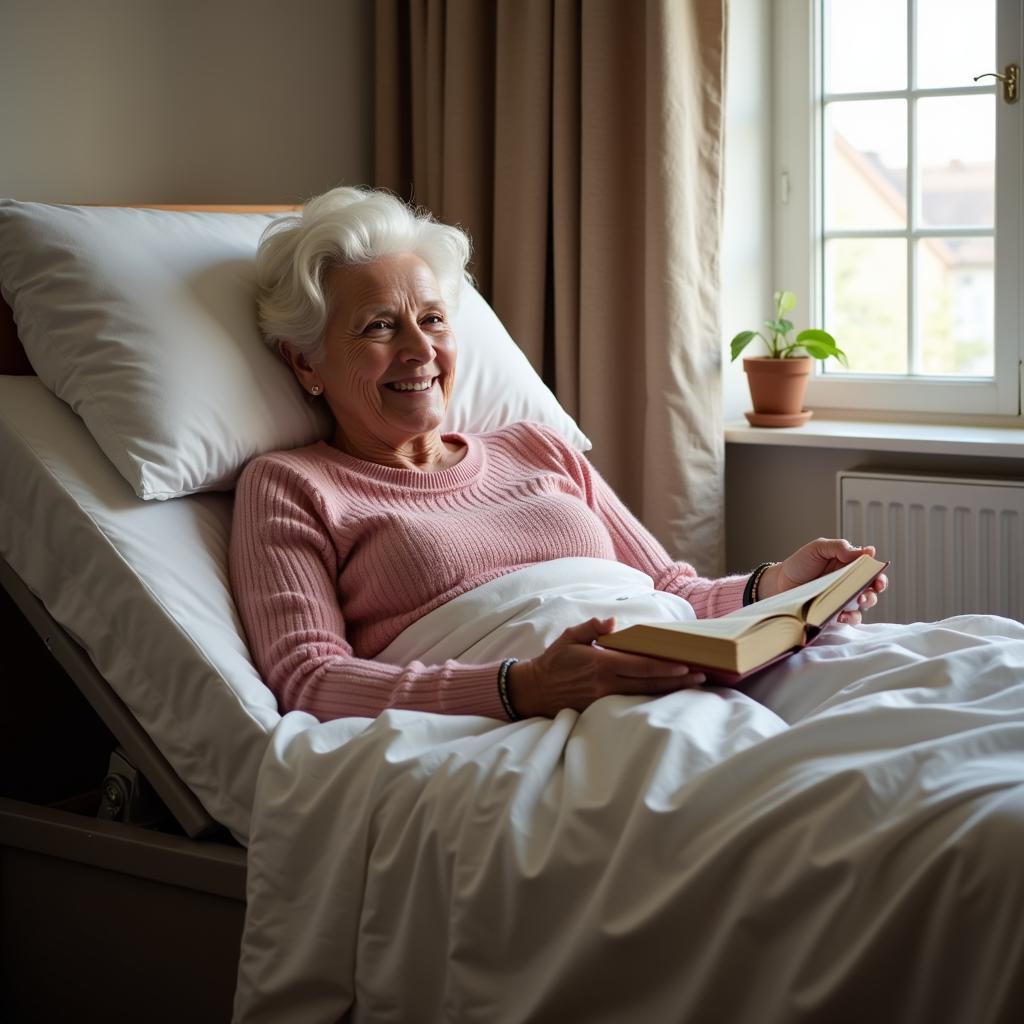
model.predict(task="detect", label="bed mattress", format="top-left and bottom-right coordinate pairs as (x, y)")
top-left (0, 374), bottom-right (279, 841)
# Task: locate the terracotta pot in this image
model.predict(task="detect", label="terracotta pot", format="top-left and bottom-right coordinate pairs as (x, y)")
top-left (742, 356), bottom-right (813, 427)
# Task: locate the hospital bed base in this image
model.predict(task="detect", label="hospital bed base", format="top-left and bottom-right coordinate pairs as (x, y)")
top-left (0, 565), bottom-right (247, 1023)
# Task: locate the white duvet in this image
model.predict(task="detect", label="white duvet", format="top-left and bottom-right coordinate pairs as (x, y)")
top-left (234, 558), bottom-right (1024, 1024)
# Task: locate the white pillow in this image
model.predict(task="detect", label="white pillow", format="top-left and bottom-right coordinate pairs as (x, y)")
top-left (445, 283), bottom-right (590, 449)
top-left (0, 200), bottom-right (590, 500)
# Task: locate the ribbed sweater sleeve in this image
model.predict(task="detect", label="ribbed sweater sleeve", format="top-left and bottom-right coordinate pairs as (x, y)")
top-left (230, 457), bottom-right (507, 722)
top-left (527, 425), bottom-right (749, 618)
top-left (590, 471), bottom-right (748, 617)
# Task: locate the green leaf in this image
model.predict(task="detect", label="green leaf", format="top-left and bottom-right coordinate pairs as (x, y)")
top-left (796, 328), bottom-right (848, 366)
top-left (730, 330), bottom-right (760, 361)
top-left (800, 342), bottom-right (849, 365)
top-left (796, 328), bottom-right (836, 346)
top-left (774, 290), bottom-right (797, 314)
top-left (799, 340), bottom-right (833, 360)
top-left (764, 318), bottom-right (793, 335)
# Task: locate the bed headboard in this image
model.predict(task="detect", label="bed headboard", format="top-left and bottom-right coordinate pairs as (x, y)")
top-left (0, 203), bottom-right (301, 375)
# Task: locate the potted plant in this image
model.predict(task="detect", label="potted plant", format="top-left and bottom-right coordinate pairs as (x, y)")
top-left (730, 291), bottom-right (848, 427)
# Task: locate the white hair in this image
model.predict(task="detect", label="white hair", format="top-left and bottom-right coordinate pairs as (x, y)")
top-left (256, 186), bottom-right (472, 362)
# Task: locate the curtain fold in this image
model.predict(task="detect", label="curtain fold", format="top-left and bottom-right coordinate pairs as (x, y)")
top-left (374, 0), bottom-right (727, 575)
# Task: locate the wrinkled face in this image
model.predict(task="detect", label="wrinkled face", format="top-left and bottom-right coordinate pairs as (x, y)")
top-left (314, 253), bottom-right (457, 456)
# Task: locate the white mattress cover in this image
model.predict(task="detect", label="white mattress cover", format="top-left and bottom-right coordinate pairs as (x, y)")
top-left (0, 375), bottom-right (279, 840)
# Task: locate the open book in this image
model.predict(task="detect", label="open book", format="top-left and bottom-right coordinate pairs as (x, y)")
top-left (598, 554), bottom-right (888, 683)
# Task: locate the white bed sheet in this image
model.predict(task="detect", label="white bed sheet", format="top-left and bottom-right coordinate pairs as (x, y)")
top-left (236, 559), bottom-right (1024, 1024)
top-left (0, 375), bottom-right (280, 840)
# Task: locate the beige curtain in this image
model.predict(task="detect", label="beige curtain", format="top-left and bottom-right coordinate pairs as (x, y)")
top-left (375, 0), bottom-right (727, 575)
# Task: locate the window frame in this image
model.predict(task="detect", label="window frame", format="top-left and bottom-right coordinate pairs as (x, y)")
top-left (772, 0), bottom-right (1023, 418)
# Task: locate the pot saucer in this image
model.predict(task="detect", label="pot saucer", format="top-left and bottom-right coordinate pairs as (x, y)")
top-left (744, 409), bottom-right (813, 428)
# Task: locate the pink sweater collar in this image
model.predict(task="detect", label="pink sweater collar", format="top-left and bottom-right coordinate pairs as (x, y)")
top-left (310, 433), bottom-right (480, 490)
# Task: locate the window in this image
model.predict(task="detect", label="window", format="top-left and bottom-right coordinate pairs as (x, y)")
top-left (774, 0), bottom-right (1023, 416)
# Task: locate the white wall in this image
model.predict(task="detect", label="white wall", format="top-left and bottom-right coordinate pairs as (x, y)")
top-left (725, 442), bottom-right (1024, 573)
top-left (0, 0), bottom-right (374, 203)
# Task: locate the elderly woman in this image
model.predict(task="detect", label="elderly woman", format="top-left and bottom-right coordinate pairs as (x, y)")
top-left (230, 186), bottom-right (885, 722)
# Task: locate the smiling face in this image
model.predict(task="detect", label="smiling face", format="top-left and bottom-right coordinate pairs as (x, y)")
top-left (284, 252), bottom-right (458, 469)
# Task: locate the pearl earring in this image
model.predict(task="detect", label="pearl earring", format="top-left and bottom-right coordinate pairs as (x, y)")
top-left (310, 384), bottom-right (322, 395)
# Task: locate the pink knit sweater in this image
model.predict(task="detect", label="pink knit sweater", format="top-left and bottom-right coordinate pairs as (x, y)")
top-left (230, 421), bottom-right (749, 722)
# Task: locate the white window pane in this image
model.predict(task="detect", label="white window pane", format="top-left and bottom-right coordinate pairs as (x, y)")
top-left (918, 237), bottom-right (994, 376)
top-left (825, 238), bottom-right (908, 374)
top-left (917, 0), bottom-right (995, 89)
top-left (825, 0), bottom-right (907, 93)
top-left (918, 96), bottom-right (995, 228)
top-left (826, 100), bottom-right (907, 230)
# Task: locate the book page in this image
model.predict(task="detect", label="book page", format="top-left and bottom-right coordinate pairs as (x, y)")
top-left (718, 562), bottom-right (856, 622)
top-left (716, 554), bottom-right (886, 629)
top-left (621, 613), bottom-right (795, 641)
top-left (805, 555), bottom-right (887, 626)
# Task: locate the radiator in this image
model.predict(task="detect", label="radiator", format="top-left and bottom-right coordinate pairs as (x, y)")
top-left (837, 471), bottom-right (1024, 624)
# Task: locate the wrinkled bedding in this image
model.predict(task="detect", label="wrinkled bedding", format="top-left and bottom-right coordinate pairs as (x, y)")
top-left (234, 558), bottom-right (1024, 1024)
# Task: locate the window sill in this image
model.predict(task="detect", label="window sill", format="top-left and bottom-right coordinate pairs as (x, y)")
top-left (724, 416), bottom-right (1024, 458)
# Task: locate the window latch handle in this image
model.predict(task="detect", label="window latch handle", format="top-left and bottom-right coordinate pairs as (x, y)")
top-left (973, 64), bottom-right (1019, 104)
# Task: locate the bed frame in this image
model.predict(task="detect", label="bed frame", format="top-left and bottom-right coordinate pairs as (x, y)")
top-left (0, 561), bottom-right (246, 1024)
top-left (0, 204), bottom-right (297, 1024)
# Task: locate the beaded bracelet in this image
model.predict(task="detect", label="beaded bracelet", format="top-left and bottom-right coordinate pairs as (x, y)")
top-left (497, 658), bottom-right (520, 721)
top-left (743, 561), bottom-right (777, 606)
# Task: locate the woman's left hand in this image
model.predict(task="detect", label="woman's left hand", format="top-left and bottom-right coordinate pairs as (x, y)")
top-left (757, 538), bottom-right (888, 625)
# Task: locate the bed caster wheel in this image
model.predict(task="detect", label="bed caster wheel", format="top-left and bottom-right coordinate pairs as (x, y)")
top-left (98, 774), bottom-right (130, 820)
top-left (96, 747), bottom-right (168, 827)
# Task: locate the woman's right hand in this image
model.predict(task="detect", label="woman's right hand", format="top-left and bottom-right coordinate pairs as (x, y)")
top-left (506, 616), bottom-right (707, 719)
